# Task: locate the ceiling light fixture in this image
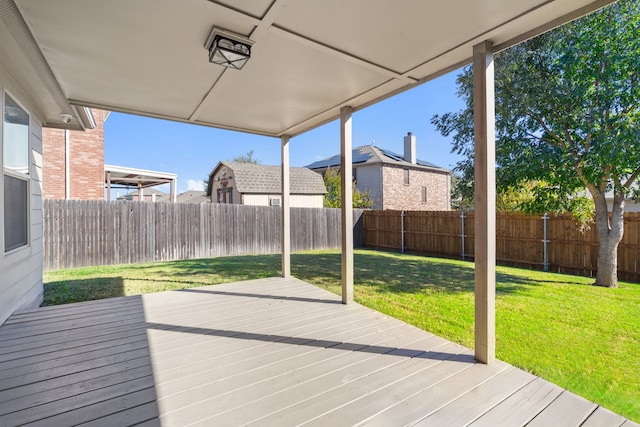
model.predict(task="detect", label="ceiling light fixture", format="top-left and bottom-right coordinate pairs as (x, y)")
top-left (205, 27), bottom-right (254, 70)
top-left (60, 113), bottom-right (73, 124)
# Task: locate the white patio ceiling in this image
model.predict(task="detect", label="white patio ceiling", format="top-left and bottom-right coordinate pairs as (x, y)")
top-left (5, 0), bottom-right (614, 137)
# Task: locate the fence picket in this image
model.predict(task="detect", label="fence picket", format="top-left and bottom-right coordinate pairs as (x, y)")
top-left (362, 210), bottom-right (640, 282)
top-left (43, 200), bottom-right (363, 271)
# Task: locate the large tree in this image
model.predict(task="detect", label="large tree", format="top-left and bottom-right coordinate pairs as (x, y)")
top-left (432, 0), bottom-right (640, 287)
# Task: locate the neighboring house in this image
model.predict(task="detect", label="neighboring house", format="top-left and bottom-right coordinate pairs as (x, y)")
top-left (605, 189), bottom-right (640, 213)
top-left (176, 191), bottom-right (210, 204)
top-left (117, 188), bottom-right (171, 202)
top-left (42, 109), bottom-right (108, 200)
top-left (207, 162), bottom-right (326, 208)
top-left (307, 133), bottom-right (451, 211)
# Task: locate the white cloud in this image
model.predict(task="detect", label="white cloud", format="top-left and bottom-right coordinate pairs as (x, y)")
top-left (186, 179), bottom-right (205, 191)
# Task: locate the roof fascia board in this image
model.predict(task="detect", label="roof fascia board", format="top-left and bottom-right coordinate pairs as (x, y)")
top-left (2, 0), bottom-right (74, 118)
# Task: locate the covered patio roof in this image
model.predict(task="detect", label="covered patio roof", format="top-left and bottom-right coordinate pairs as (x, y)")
top-left (104, 164), bottom-right (178, 202)
top-left (0, 0), bottom-right (618, 365)
top-left (3, 0), bottom-right (614, 135)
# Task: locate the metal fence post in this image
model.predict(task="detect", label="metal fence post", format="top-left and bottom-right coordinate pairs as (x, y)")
top-left (401, 210), bottom-right (405, 254)
top-left (542, 213), bottom-right (549, 271)
top-left (461, 210), bottom-right (466, 260)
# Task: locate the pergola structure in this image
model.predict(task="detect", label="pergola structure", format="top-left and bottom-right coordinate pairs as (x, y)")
top-left (104, 164), bottom-right (178, 202)
top-left (1, 0), bottom-right (617, 364)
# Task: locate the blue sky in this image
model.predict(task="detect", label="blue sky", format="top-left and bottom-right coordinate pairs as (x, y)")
top-left (104, 69), bottom-right (466, 195)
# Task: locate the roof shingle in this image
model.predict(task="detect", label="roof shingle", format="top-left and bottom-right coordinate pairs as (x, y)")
top-left (210, 162), bottom-right (326, 195)
top-left (306, 145), bottom-right (449, 172)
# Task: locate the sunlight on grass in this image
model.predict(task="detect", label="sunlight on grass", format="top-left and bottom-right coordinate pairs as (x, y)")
top-left (44, 249), bottom-right (640, 422)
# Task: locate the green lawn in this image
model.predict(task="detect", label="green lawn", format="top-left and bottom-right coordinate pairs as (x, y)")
top-left (44, 249), bottom-right (640, 422)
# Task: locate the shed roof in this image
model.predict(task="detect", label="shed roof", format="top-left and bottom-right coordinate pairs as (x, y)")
top-left (208, 162), bottom-right (327, 196)
top-left (306, 145), bottom-right (449, 173)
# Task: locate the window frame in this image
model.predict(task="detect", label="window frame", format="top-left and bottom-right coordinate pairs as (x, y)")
top-left (2, 90), bottom-right (31, 256)
top-left (421, 186), bottom-right (428, 204)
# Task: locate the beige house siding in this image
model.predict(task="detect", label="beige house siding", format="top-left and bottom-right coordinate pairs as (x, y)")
top-left (0, 65), bottom-right (44, 325)
top-left (382, 165), bottom-right (450, 211)
top-left (242, 194), bottom-right (323, 208)
top-left (354, 164), bottom-right (382, 210)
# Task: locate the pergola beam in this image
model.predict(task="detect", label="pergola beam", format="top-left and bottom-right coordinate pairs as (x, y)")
top-left (340, 106), bottom-right (354, 304)
top-left (473, 40), bottom-right (496, 364)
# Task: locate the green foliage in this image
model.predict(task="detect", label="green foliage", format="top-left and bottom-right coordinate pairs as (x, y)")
top-left (433, 0), bottom-right (640, 212)
top-left (496, 181), bottom-right (595, 224)
top-left (323, 167), bottom-right (373, 208)
top-left (433, 1), bottom-right (640, 285)
top-left (232, 149), bottom-right (261, 164)
top-left (450, 172), bottom-right (474, 210)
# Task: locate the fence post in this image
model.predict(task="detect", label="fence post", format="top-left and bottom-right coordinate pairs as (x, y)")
top-left (461, 211), bottom-right (466, 260)
top-left (401, 210), bottom-right (405, 254)
top-left (542, 213), bottom-right (549, 272)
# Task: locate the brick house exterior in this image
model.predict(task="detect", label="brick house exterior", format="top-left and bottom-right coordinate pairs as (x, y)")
top-left (307, 133), bottom-right (450, 211)
top-left (42, 109), bottom-right (107, 200)
top-left (381, 164), bottom-right (450, 211)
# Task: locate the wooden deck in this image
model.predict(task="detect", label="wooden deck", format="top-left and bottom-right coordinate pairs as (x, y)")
top-left (0, 277), bottom-right (636, 426)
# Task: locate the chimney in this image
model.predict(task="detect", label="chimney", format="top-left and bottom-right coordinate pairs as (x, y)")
top-left (404, 132), bottom-right (416, 164)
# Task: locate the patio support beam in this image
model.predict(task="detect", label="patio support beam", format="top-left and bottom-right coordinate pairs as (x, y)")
top-left (281, 134), bottom-right (291, 278)
top-left (340, 106), bottom-right (354, 304)
top-left (473, 40), bottom-right (496, 364)
top-left (170, 177), bottom-right (176, 203)
top-left (106, 171), bottom-right (111, 201)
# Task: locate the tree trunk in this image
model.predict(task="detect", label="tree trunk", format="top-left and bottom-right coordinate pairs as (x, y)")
top-left (589, 186), bottom-right (624, 288)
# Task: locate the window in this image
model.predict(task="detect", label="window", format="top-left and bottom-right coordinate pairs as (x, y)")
top-left (3, 93), bottom-right (30, 252)
top-left (352, 168), bottom-right (357, 184)
top-left (403, 168), bottom-right (409, 185)
top-left (421, 186), bottom-right (428, 204)
top-left (217, 187), bottom-right (232, 204)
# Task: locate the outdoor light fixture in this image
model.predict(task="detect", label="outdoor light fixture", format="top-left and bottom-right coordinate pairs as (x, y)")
top-left (205, 27), bottom-right (254, 70)
top-left (59, 113), bottom-right (73, 124)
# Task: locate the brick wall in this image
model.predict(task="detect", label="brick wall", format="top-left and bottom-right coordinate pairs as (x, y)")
top-left (381, 165), bottom-right (450, 210)
top-left (42, 109), bottom-right (106, 200)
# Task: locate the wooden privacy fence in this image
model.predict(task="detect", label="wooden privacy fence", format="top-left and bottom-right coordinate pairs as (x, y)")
top-left (363, 210), bottom-right (640, 282)
top-left (43, 200), bottom-right (363, 271)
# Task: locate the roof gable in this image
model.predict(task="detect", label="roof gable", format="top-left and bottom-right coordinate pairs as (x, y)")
top-left (209, 162), bottom-right (326, 195)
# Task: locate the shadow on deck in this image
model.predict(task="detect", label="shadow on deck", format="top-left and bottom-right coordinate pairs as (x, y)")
top-left (0, 277), bottom-right (635, 426)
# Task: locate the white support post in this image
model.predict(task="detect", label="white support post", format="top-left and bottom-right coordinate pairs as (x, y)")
top-left (281, 135), bottom-right (291, 278)
top-left (340, 106), bottom-right (354, 304)
top-left (106, 171), bottom-right (111, 201)
top-left (170, 178), bottom-right (177, 203)
top-left (473, 40), bottom-right (496, 365)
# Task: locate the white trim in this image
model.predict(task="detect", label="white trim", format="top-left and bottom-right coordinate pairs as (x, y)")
top-left (2, 89), bottom-right (32, 256)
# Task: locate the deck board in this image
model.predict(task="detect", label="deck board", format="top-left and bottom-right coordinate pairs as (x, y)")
top-left (0, 276), bottom-right (634, 426)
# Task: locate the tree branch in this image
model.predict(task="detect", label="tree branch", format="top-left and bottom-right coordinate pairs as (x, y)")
top-left (623, 166), bottom-right (640, 189)
top-left (525, 111), bottom-right (567, 149)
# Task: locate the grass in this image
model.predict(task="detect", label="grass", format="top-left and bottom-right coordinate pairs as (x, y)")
top-left (43, 249), bottom-right (640, 422)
